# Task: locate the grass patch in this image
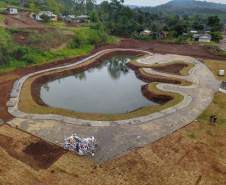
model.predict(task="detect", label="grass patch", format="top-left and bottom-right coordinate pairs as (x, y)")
top-left (0, 74), bottom-right (20, 83)
top-left (182, 91), bottom-right (226, 169)
top-left (197, 41), bottom-right (219, 46)
top-left (18, 50), bottom-right (184, 121)
top-left (187, 132), bottom-right (197, 139)
top-left (76, 22), bottom-right (96, 27)
top-left (219, 51), bottom-right (226, 56)
top-left (203, 59), bottom-right (226, 81)
top-left (197, 92), bottom-right (226, 124)
top-left (38, 21), bottom-right (66, 27)
top-left (0, 60), bottom-right (27, 74)
top-left (0, 15), bottom-right (5, 22)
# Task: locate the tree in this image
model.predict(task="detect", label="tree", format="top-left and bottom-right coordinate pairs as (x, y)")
top-left (33, 7), bottom-right (40, 14)
top-left (207, 16), bottom-right (220, 27)
top-left (211, 31), bottom-right (223, 43)
top-left (173, 25), bottom-right (184, 36)
top-left (151, 24), bottom-right (158, 32)
top-left (86, 0), bottom-right (97, 14)
top-left (211, 23), bottom-right (223, 32)
top-left (197, 24), bottom-right (204, 31)
top-left (29, 3), bottom-right (35, 10)
top-left (121, 6), bottom-right (134, 19)
top-left (29, 3), bottom-right (40, 14)
top-left (47, 0), bottom-right (60, 15)
top-left (163, 26), bottom-right (169, 31)
top-left (0, 27), bottom-right (17, 65)
top-left (138, 14), bottom-right (143, 25)
top-left (183, 14), bottom-right (189, 21)
top-left (40, 14), bottom-right (50, 22)
top-left (89, 11), bottom-right (98, 22)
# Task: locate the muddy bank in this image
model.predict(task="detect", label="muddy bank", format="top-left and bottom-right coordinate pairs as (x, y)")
top-left (141, 85), bottom-right (173, 104)
top-left (31, 50), bottom-right (145, 107)
top-left (126, 62), bottom-right (181, 84)
top-left (151, 63), bottom-right (188, 75)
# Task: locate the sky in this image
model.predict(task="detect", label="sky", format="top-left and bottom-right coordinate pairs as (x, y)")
top-left (96, 0), bottom-right (226, 7)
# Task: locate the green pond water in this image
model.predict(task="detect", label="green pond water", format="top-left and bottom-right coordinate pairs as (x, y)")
top-left (40, 55), bottom-right (159, 114)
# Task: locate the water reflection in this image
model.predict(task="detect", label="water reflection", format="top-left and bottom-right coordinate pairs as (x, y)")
top-left (40, 55), bottom-right (159, 114)
top-left (74, 71), bottom-right (86, 81)
top-left (43, 83), bottom-right (50, 92)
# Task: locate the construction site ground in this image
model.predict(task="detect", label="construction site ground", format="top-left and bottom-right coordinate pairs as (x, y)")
top-left (0, 39), bottom-right (226, 184)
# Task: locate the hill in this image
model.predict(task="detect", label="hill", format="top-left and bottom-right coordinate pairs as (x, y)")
top-left (137, 0), bottom-right (226, 23)
top-left (124, 4), bottom-right (147, 9)
top-left (166, 0), bottom-right (226, 10)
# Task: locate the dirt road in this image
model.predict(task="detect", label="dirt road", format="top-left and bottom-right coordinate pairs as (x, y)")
top-left (219, 33), bottom-right (226, 51)
top-left (3, 12), bottom-right (50, 28)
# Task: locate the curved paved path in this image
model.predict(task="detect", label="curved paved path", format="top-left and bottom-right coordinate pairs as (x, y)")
top-left (7, 50), bottom-right (221, 164)
top-left (9, 50), bottom-right (203, 126)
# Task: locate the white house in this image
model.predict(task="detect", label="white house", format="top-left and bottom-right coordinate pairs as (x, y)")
top-left (74, 15), bottom-right (90, 23)
top-left (193, 34), bottom-right (212, 42)
top-left (1, 7), bottom-right (18, 15)
top-left (190, 30), bottom-right (198, 33)
top-left (140, 30), bottom-right (151, 36)
top-left (66, 15), bottom-right (76, 21)
top-left (31, 11), bottom-right (57, 21)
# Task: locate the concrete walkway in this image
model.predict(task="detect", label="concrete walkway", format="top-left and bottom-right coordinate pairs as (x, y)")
top-left (9, 51), bottom-right (203, 126)
top-left (7, 51), bottom-right (221, 164)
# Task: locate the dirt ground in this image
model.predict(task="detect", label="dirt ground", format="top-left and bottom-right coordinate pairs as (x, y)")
top-left (0, 119), bottom-right (225, 184)
top-left (151, 63), bottom-right (188, 75)
top-left (12, 28), bottom-right (72, 50)
top-left (3, 12), bottom-right (51, 28)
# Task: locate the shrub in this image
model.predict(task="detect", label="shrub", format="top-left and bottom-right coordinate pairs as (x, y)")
top-left (0, 9), bottom-right (9, 15)
top-left (67, 18), bottom-right (72, 23)
top-left (15, 46), bottom-right (29, 60)
top-left (40, 14), bottom-right (50, 22)
top-left (23, 29), bottom-right (30, 33)
top-left (176, 35), bottom-right (185, 43)
top-left (9, 28), bottom-right (20, 34)
top-left (22, 54), bottom-right (35, 64)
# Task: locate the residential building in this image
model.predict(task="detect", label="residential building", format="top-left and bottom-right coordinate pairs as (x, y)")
top-left (1, 7), bottom-right (18, 15)
top-left (157, 31), bottom-right (169, 39)
top-left (30, 11), bottom-right (57, 21)
top-left (192, 34), bottom-right (212, 42)
top-left (140, 30), bottom-right (151, 36)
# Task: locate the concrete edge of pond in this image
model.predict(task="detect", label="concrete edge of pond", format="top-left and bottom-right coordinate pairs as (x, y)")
top-left (8, 49), bottom-right (221, 127)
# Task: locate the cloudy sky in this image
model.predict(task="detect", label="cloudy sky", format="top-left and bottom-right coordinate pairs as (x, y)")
top-left (96, 0), bottom-right (226, 7)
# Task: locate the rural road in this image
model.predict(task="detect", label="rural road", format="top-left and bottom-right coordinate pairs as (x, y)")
top-left (219, 32), bottom-right (226, 50)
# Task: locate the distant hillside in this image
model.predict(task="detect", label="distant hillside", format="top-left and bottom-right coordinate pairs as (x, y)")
top-left (124, 4), bottom-right (146, 9)
top-left (166, 0), bottom-right (226, 10)
top-left (137, 0), bottom-right (226, 23)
